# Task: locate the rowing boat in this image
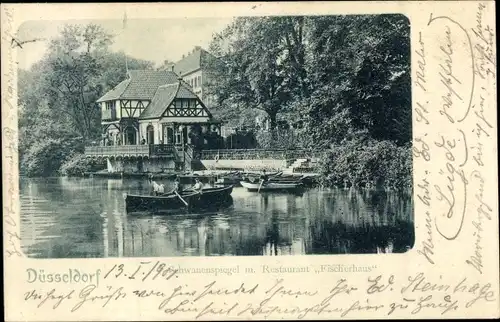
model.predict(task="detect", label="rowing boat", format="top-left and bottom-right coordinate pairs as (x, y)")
top-left (243, 171), bottom-right (282, 178)
top-left (240, 181), bottom-right (303, 192)
top-left (215, 171), bottom-right (284, 185)
top-left (125, 185), bottom-right (234, 212)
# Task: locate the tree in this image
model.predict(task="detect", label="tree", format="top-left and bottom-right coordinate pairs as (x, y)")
top-left (299, 15), bottom-right (411, 146)
top-left (43, 24), bottom-right (112, 141)
top-left (96, 51), bottom-right (155, 92)
top-left (206, 16), bottom-right (308, 131)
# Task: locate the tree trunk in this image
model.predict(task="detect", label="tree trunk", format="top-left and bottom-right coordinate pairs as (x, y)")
top-left (268, 112), bottom-right (277, 131)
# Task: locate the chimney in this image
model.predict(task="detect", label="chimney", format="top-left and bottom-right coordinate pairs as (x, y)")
top-left (171, 65), bottom-right (175, 72)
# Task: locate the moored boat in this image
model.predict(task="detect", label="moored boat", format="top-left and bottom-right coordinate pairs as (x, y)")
top-left (125, 185), bottom-right (234, 212)
top-left (216, 171), bottom-right (299, 186)
top-left (240, 181), bottom-right (303, 192)
top-left (243, 170), bottom-right (282, 178)
top-left (215, 177), bottom-right (241, 185)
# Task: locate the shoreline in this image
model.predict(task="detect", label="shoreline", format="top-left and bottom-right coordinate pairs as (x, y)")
top-left (20, 174), bottom-right (413, 194)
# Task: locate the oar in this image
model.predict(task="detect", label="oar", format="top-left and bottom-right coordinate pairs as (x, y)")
top-left (174, 191), bottom-right (189, 206)
top-left (258, 180), bottom-right (264, 193)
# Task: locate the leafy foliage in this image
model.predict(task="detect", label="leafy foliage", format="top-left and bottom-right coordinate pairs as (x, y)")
top-left (60, 153), bottom-right (106, 176)
top-left (319, 139), bottom-right (412, 191)
top-left (255, 129), bottom-right (301, 149)
top-left (21, 136), bottom-right (84, 177)
top-left (224, 130), bottom-right (257, 149)
top-left (300, 15), bottom-right (411, 146)
top-left (207, 15), bottom-right (411, 146)
top-left (207, 15), bottom-right (412, 188)
top-left (207, 16), bottom-right (309, 130)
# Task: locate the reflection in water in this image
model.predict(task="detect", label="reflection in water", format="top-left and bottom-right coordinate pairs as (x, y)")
top-left (20, 177), bottom-right (414, 258)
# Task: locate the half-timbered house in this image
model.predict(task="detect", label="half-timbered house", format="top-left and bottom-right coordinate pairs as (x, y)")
top-left (88, 70), bottom-right (222, 172)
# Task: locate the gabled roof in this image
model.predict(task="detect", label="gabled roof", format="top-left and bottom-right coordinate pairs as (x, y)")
top-left (140, 80), bottom-right (211, 119)
top-left (139, 84), bottom-right (178, 119)
top-left (96, 79), bottom-right (129, 102)
top-left (173, 47), bottom-right (216, 76)
top-left (97, 70), bottom-right (179, 102)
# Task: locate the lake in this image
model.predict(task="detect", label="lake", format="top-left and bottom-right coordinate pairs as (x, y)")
top-left (20, 177), bottom-right (414, 258)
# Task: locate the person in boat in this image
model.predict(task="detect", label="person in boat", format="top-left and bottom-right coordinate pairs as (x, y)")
top-left (192, 178), bottom-right (203, 194)
top-left (171, 176), bottom-right (182, 194)
top-left (151, 181), bottom-right (160, 195)
top-left (260, 170), bottom-right (269, 183)
top-left (151, 181), bottom-right (165, 196)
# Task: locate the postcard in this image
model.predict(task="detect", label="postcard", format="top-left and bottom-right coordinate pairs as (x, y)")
top-left (2, 1), bottom-right (498, 320)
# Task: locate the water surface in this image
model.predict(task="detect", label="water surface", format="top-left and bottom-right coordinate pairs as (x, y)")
top-left (20, 177), bottom-right (414, 258)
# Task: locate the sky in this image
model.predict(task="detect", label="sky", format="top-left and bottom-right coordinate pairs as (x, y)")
top-left (15, 16), bottom-right (234, 70)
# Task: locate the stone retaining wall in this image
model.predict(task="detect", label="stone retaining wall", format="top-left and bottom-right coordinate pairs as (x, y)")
top-left (199, 159), bottom-right (288, 171)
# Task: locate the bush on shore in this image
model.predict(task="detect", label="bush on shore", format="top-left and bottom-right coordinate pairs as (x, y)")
top-left (255, 129), bottom-right (301, 149)
top-left (319, 139), bottom-right (412, 191)
top-left (59, 153), bottom-right (106, 176)
top-left (224, 130), bottom-right (258, 149)
top-left (20, 137), bottom-right (84, 177)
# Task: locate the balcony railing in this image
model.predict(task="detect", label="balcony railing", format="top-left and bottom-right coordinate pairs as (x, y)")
top-left (102, 109), bottom-right (117, 121)
top-left (199, 149), bottom-right (324, 160)
top-left (85, 145), bottom-right (323, 161)
top-left (85, 145), bottom-right (149, 157)
top-left (149, 144), bottom-right (177, 157)
top-left (86, 144), bottom-right (191, 160)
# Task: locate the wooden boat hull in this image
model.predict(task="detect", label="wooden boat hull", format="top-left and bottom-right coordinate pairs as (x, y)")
top-left (215, 171), bottom-right (285, 186)
top-left (240, 181), bottom-right (303, 192)
top-left (125, 185), bottom-right (234, 212)
top-left (215, 177), bottom-right (241, 185)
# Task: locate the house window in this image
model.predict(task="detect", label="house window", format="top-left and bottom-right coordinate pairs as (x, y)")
top-left (146, 125), bottom-right (154, 144)
top-left (194, 77), bottom-right (197, 88)
top-left (198, 76), bottom-right (202, 86)
top-left (165, 127), bottom-right (174, 144)
top-left (105, 101), bottom-right (115, 110)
